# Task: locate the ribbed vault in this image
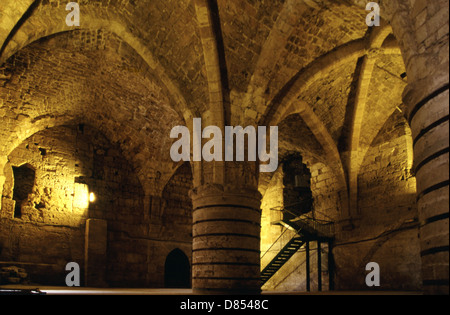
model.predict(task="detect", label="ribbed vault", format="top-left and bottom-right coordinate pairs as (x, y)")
top-left (0, 0), bottom-right (410, 220)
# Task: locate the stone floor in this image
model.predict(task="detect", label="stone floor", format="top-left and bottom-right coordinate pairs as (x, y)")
top-left (0, 285), bottom-right (423, 295)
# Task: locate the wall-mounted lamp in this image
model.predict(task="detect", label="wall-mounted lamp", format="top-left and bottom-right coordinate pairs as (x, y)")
top-left (89, 192), bottom-right (96, 203)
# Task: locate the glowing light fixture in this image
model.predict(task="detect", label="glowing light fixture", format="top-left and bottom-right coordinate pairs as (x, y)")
top-left (89, 192), bottom-right (96, 203)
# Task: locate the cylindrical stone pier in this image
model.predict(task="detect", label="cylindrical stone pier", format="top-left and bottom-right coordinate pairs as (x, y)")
top-left (190, 184), bottom-right (262, 294)
top-left (404, 71), bottom-right (449, 295)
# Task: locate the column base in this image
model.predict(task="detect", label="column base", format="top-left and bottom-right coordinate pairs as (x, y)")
top-left (190, 184), bottom-right (262, 295)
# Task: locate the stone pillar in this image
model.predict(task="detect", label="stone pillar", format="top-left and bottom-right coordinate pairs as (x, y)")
top-left (398, 0), bottom-right (449, 295)
top-left (404, 76), bottom-right (449, 295)
top-left (190, 184), bottom-right (262, 294)
top-left (85, 218), bottom-right (108, 287)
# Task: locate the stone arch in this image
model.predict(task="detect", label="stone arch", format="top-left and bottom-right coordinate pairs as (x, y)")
top-left (0, 0), bottom-right (35, 56)
top-left (274, 103), bottom-right (349, 218)
top-left (0, 123), bottom-right (149, 286)
top-left (262, 24), bottom-right (405, 219)
top-left (0, 6), bottom-right (194, 127)
top-left (0, 29), bottom-right (186, 197)
top-left (0, 114), bottom-right (160, 201)
top-left (349, 0), bottom-right (419, 72)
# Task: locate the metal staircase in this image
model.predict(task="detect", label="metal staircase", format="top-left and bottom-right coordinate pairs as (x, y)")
top-left (261, 236), bottom-right (306, 284)
top-left (261, 207), bottom-right (335, 286)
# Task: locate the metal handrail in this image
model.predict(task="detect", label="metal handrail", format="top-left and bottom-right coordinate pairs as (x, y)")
top-left (271, 203), bottom-right (335, 223)
top-left (269, 206), bottom-right (335, 238)
top-left (261, 225), bottom-right (302, 260)
top-left (294, 215), bottom-right (335, 238)
top-left (262, 206), bottom-right (335, 260)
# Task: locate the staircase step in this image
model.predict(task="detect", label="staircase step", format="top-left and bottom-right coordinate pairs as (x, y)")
top-left (261, 237), bottom-right (306, 285)
top-left (262, 216), bottom-right (334, 285)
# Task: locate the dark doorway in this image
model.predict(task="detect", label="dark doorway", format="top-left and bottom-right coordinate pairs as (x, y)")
top-left (164, 249), bottom-right (191, 288)
top-left (282, 153), bottom-right (313, 218)
top-left (12, 164), bottom-right (36, 218)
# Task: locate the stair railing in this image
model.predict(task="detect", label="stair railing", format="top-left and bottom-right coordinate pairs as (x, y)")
top-left (295, 214), bottom-right (335, 238)
top-left (269, 206), bottom-right (335, 239)
top-left (261, 224), bottom-right (303, 261)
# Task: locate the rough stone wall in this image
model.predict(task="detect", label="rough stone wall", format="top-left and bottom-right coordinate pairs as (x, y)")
top-left (260, 167), bottom-right (284, 256)
top-left (334, 111), bottom-right (420, 291)
top-left (0, 125), bottom-right (194, 287)
top-left (357, 112), bottom-right (416, 222)
top-left (261, 110), bottom-right (419, 292)
top-left (0, 125), bottom-right (95, 284)
top-left (0, 124), bottom-right (147, 285)
top-left (136, 162), bottom-right (193, 288)
top-left (0, 29), bottom-right (185, 199)
top-left (309, 162), bottom-right (344, 223)
top-left (161, 162), bottom-right (193, 243)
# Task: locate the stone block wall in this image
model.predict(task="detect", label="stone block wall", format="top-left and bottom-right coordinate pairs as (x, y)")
top-left (260, 111), bottom-right (420, 292)
top-left (333, 111), bottom-right (420, 291)
top-left (260, 167), bottom-right (284, 255)
top-left (0, 125), bottom-right (194, 287)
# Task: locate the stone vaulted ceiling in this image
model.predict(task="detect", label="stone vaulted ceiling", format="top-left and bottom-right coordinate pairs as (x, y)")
top-left (0, 0), bottom-right (407, 196)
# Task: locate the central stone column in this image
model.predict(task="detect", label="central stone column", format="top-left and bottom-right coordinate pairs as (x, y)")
top-left (404, 72), bottom-right (449, 295)
top-left (388, 0), bottom-right (449, 294)
top-left (190, 183), bottom-right (262, 294)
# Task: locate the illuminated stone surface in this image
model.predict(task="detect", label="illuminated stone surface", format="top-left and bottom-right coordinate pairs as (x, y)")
top-left (0, 0), bottom-right (448, 294)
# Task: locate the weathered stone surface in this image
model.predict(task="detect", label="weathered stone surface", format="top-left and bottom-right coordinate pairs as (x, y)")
top-left (0, 0), bottom-right (447, 294)
top-left (0, 266), bottom-right (28, 284)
